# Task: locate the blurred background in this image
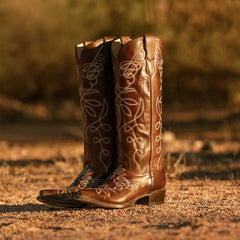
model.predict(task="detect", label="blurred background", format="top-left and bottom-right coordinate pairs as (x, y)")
top-left (0, 0), bottom-right (239, 122)
top-left (0, 0), bottom-right (239, 148)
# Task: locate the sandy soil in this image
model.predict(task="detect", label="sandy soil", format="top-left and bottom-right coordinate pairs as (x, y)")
top-left (0, 123), bottom-right (239, 240)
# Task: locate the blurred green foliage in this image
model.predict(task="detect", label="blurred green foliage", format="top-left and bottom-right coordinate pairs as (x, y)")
top-left (0, 0), bottom-right (239, 108)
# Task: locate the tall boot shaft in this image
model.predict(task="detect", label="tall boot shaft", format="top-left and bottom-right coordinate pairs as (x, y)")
top-left (112, 35), bottom-right (165, 190)
top-left (75, 37), bottom-right (117, 177)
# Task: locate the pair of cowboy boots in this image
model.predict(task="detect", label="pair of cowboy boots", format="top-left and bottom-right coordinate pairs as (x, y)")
top-left (37, 34), bottom-right (166, 208)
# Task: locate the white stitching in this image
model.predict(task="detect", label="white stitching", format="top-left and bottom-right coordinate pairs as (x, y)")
top-left (115, 52), bottom-right (146, 171)
top-left (80, 46), bottom-right (111, 172)
top-left (155, 50), bottom-right (163, 169)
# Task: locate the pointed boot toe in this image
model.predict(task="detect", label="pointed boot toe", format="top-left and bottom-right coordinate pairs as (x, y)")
top-left (37, 189), bottom-right (86, 208)
top-left (38, 189), bottom-right (59, 197)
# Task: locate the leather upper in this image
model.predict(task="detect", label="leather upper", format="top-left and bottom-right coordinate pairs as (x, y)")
top-left (72, 35), bottom-right (166, 206)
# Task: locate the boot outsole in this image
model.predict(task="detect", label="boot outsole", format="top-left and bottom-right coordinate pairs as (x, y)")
top-left (37, 195), bottom-right (87, 208)
top-left (73, 189), bottom-right (166, 209)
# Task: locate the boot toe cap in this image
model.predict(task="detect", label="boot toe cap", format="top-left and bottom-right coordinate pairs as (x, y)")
top-left (38, 189), bottom-right (60, 197)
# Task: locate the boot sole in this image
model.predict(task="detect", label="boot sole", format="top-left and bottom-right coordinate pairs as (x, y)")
top-left (37, 195), bottom-right (87, 208)
top-left (74, 189), bottom-right (166, 209)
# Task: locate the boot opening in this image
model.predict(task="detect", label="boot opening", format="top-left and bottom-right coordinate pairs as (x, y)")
top-left (76, 43), bottom-right (84, 61)
top-left (111, 39), bottom-right (122, 58)
top-left (111, 37), bottom-right (132, 57)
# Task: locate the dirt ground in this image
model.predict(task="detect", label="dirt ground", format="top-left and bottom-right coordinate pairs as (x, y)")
top-left (0, 123), bottom-right (239, 240)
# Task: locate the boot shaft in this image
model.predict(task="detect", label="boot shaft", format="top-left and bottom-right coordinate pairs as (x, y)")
top-left (75, 38), bottom-right (117, 175)
top-left (112, 35), bottom-right (165, 189)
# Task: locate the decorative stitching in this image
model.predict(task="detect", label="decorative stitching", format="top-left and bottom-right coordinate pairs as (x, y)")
top-left (155, 49), bottom-right (163, 169)
top-left (95, 166), bottom-right (148, 197)
top-left (115, 52), bottom-right (146, 171)
top-left (57, 167), bottom-right (94, 198)
top-left (79, 46), bottom-right (112, 172)
top-left (70, 165), bottom-right (93, 187)
top-left (77, 169), bottom-right (94, 188)
top-left (94, 46), bottom-right (164, 198)
top-left (155, 96), bottom-right (163, 169)
top-left (94, 51), bottom-right (148, 197)
top-left (155, 50), bottom-right (163, 90)
top-left (95, 167), bottom-right (132, 197)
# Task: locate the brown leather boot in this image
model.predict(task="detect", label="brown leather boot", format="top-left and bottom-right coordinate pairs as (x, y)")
top-left (71, 34), bottom-right (166, 208)
top-left (37, 37), bottom-right (117, 207)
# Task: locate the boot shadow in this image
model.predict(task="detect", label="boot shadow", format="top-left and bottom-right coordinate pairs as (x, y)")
top-left (0, 203), bottom-right (91, 213)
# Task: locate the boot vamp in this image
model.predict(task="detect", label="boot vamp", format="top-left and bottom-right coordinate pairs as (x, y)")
top-left (38, 167), bottom-right (95, 197)
top-left (39, 188), bottom-right (63, 197)
top-left (73, 167), bottom-right (152, 205)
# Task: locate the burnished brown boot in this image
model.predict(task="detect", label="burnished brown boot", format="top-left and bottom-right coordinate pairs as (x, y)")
top-left (37, 37), bottom-right (117, 207)
top-left (71, 34), bottom-right (166, 208)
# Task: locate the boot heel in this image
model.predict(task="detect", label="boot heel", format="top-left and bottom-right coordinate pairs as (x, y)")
top-left (135, 195), bottom-right (149, 205)
top-left (135, 189), bottom-right (166, 206)
top-left (149, 189), bottom-right (166, 205)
